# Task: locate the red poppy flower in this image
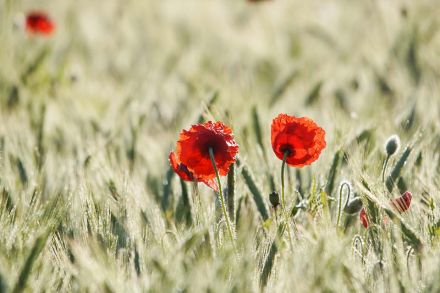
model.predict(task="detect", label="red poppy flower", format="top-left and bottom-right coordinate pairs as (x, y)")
top-left (360, 208), bottom-right (369, 229)
top-left (391, 191), bottom-right (412, 213)
top-left (169, 151), bottom-right (218, 191)
top-left (271, 114), bottom-right (326, 167)
top-left (26, 11), bottom-right (55, 35)
top-left (170, 121), bottom-right (238, 189)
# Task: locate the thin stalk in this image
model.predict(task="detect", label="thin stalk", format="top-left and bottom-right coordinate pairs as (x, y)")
top-left (227, 163), bottom-right (235, 223)
top-left (281, 152), bottom-right (288, 210)
top-left (280, 151), bottom-right (293, 249)
top-left (209, 148), bottom-right (235, 246)
top-left (382, 155), bottom-right (390, 183)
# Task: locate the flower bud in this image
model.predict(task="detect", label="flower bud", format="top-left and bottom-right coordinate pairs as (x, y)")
top-left (385, 134), bottom-right (400, 156)
top-left (344, 197), bottom-right (363, 214)
top-left (269, 191), bottom-right (280, 208)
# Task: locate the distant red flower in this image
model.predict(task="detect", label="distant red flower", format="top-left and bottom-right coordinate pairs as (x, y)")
top-left (391, 191), bottom-right (412, 213)
top-left (360, 208), bottom-right (369, 229)
top-left (169, 151), bottom-right (218, 191)
top-left (170, 121), bottom-right (238, 189)
top-left (271, 114), bottom-right (326, 167)
top-left (26, 11), bottom-right (55, 35)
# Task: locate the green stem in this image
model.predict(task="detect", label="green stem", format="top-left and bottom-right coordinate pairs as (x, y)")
top-left (209, 148), bottom-right (235, 246)
top-left (280, 151), bottom-right (294, 249)
top-left (281, 152), bottom-right (288, 210)
top-left (227, 163), bottom-right (235, 223)
top-left (382, 155), bottom-right (390, 183)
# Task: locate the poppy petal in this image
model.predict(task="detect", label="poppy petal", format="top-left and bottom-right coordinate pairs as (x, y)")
top-left (390, 191), bottom-right (412, 213)
top-left (169, 151), bottom-right (194, 182)
top-left (360, 208), bottom-right (369, 229)
top-left (201, 178), bottom-right (219, 192)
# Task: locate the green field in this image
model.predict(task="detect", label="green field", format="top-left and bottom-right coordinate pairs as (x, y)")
top-left (1, 0), bottom-right (440, 292)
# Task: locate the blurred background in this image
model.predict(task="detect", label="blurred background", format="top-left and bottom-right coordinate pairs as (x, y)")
top-left (2, 0), bottom-right (439, 171)
top-left (0, 0), bottom-right (439, 291)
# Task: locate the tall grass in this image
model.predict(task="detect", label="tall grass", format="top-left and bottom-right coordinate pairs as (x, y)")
top-left (1, 0), bottom-right (440, 291)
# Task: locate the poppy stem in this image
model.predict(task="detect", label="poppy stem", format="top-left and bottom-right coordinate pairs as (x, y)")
top-left (209, 148), bottom-right (235, 247)
top-left (280, 151), bottom-right (294, 249)
top-left (381, 155), bottom-right (390, 183)
top-left (281, 151), bottom-right (289, 210)
top-left (352, 235), bottom-right (364, 264)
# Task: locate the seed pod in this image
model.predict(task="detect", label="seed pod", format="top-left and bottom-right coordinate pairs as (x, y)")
top-left (269, 191), bottom-right (280, 208)
top-left (385, 135), bottom-right (400, 156)
top-left (344, 197), bottom-right (363, 214)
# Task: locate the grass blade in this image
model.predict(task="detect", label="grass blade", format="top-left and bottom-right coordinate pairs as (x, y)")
top-left (260, 223), bottom-right (285, 287)
top-left (1, 188), bottom-right (14, 213)
top-left (197, 91), bottom-right (219, 123)
top-left (111, 213), bottom-right (129, 251)
top-left (400, 103), bottom-right (417, 131)
top-left (161, 168), bottom-right (174, 212)
top-left (334, 89), bottom-right (349, 113)
top-left (240, 164), bottom-right (269, 221)
top-left (406, 32), bottom-right (421, 85)
top-left (107, 180), bottom-right (120, 201)
top-left (134, 245), bottom-right (141, 276)
top-left (235, 196), bottom-right (245, 226)
top-left (127, 125), bottom-right (137, 173)
top-left (251, 106), bottom-right (267, 162)
top-left (35, 105), bottom-right (46, 171)
top-left (325, 150), bottom-right (342, 196)
top-left (175, 178), bottom-right (192, 226)
top-left (13, 156), bottom-right (28, 187)
top-left (304, 80), bottom-right (323, 106)
top-left (7, 85), bottom-right (19, 109)
top-left (0, 272), bottom-right (6, 293)
top-left (21, 46), bottom-right (49, 85)
top-left (269, 69), bottom-right (298, 107)
top-left (12, 233), bottom-right (50, 293)
top-left (295, 169), bottom-right (304, 198)
top-left (260, 238), bottom-right (278, 288)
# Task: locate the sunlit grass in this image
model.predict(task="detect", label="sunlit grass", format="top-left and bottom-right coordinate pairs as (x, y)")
top-left (0, 0), bottom-right (440, 292)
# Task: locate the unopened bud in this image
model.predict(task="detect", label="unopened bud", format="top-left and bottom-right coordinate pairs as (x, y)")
top-left (385, 135), bottom-right (400, 156)
top-left (344, 197), bottom-right (363, 214)
top-left (269, 191), bottom-right (280, 208)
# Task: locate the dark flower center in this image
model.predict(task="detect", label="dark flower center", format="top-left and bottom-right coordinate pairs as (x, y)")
top-left (199, 133), bottom-right (227, 158)
top-left (280, 144), bottom-right (294, 156)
